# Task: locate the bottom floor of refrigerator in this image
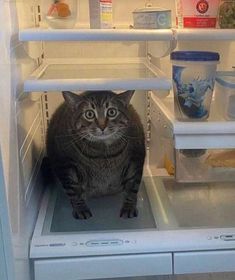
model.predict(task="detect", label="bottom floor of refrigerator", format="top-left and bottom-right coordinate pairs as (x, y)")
top-left (30, 169), bottom-right (235, 280)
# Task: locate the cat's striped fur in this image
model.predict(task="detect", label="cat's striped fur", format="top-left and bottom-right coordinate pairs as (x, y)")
top-left (46, 90), bottom-right (145, 219)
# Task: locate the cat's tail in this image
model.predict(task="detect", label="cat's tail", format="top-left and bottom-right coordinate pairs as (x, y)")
top-left (41, 156), bottom-right (55, 186)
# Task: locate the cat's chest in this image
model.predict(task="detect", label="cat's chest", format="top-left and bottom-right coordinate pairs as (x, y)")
top-left (86, 158), bottom-right (127, 197)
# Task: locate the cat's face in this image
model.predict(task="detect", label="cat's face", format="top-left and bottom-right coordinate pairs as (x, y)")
top-left (62, 90), bottom-right (134, 143)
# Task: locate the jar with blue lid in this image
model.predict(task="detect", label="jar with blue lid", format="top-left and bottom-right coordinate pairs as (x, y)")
top-left (171, 51), bottom-right (220, 121)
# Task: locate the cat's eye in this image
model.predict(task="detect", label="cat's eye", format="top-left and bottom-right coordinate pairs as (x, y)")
top-left (107, 108), bottom-right (118, 118)
top-left (84, 110), bottom-right (95, 120)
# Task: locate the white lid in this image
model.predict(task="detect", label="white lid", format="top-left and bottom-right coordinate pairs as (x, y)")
top-left (133, 7), bottom-right (170, 13)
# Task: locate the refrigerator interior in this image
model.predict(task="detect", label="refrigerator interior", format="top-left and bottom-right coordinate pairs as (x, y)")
top-left (1, 0), bottom-right (235, 280)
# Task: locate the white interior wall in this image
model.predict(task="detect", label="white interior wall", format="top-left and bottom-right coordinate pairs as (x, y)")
top-left (0, 1), bottom-right (45, 280)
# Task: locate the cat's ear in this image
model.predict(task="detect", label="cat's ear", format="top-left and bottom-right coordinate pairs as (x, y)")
top-left (62, 91), bottom-right (81, 109)
top-left (118, 90), bottom-right (135, 106)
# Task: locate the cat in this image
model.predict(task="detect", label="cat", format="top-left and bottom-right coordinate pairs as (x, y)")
top-left (46, 90), bottom-right (145, 219)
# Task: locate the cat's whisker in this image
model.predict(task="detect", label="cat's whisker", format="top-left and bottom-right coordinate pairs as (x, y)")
top-left (55, 133), bottom-right (83, 138)
top-left (60, 132), bottom-right (89, 152)
top-left (62, 139), bottom-right (80, 152)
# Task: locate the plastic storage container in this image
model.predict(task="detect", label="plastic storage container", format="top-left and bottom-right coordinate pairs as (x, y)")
top-left (215, 71), bottom-right (235, 120)
top-left (42, 0), bottom-right (77, 29)
top-left (218, 0), bottom-right (235, 28)
top-left (171, 51), bottom-right (220, 121)
top-left (175, 148), bottom-right (235, 182)
top-left (133, 7), bottom-right (172, 29)
top-left (175, 0), bottom-right (220, 28)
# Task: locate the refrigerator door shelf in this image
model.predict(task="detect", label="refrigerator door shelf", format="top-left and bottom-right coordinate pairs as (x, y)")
top-left (23, 59), bottom-right (171, 92)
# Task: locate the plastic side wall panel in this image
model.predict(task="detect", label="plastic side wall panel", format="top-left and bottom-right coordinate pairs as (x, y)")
top-left (0, 221), bottom-right (8, 280)
top-left (34, 253), bottom-right (172, 280)
top-left (0, 151), bottom-right (15, 280)
top-left (174, 251), bottom-right (235, 274)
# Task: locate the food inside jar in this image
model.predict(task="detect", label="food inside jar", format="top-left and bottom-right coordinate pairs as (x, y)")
top-left (219, 1), bottom-right (235, 28)
top-left (47, 1), bottom-right (71, 18)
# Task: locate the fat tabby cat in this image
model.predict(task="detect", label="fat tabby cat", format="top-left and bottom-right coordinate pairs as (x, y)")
top-left (46, 90), bottom-right (145, 219)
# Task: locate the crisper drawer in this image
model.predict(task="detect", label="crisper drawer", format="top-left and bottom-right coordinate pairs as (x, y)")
top-left (174, 250), bottom-right (235, 274)
top-left (34, 253), bottom-right (172, 280)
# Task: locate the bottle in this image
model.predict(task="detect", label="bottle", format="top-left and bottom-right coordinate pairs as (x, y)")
top-left (175, 0), bottom-right (220, 28)
top-left (89, 0), bottom-right (113, 29)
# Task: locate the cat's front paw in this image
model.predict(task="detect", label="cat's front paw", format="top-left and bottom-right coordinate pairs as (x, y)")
top-left (120, 205), bottom-right (138, 219)
top-left (72, 207), bottom-right (92, 220)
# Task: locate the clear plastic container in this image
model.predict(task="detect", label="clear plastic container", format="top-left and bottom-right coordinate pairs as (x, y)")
top-left (42, 0), bottom-right (77, 29)
top-left (175, 148), bottom-right (235, 182)
top-left (214, 71), bottom-right (235, 120)
top-left (219, 0), bottom-right (235, 28)
top-left (133, 7), bottom-right (172, 29)
top-left (171, 51), bottom-right (220, 121)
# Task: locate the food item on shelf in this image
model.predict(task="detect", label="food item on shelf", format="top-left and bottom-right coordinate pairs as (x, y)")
top-left (45, 0), bottom-right (77, 29)
top-left (219, 0), bottom-right (235, 28)
top-left (171, 51), bottom-right (220, 121)
top-left (164, 154), bottom-right (175, 175)
top-left (205, 150), bottom-right (235, 168)
top-left (175, 0), bottom-right (220, 28)
top-left (89, 0), bottom-right (113, 29)
top-left (47, 1), bottom-right (71, 18)
top-left (180, 149), bottom-right (206, 158)
top-left (133, 7), bottom-right (172, 29)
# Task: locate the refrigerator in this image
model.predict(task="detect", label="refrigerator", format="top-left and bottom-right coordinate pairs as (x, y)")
top-left (1, 0), bottom-right (235, 280)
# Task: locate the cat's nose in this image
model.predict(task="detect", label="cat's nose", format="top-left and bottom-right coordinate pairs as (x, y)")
top-left (99, 126), bottom-right (105, 132)
top-left (98, 120), bottom-right (106, 131)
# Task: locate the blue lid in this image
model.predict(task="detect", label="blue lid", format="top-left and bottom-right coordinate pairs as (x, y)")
top-left (171, 51), bottom-right (220, 61)
top-left (216, 71), bottom-right (235, 89)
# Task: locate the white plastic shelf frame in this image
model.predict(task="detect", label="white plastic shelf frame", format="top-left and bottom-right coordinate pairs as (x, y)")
top-left (151, 93), bottom-right (235, 149)
top-left (19, 28), bottom-right (235, 42)
top-left (173, 28), bottom-right (235, 41)
top-left (19, 28), bottom-right (173, 41)
top-left (23, 59), bottom-right (172, 92)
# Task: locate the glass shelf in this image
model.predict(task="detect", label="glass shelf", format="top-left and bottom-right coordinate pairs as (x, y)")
top-left (24, 60), bottom-right (171, 92)
top-left (164, 178), bottom-right (235, 228)
top-left (43, 183), bottom-right (156, 234)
